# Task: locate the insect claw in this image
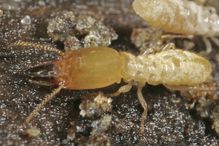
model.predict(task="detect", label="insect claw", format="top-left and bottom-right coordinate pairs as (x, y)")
top-left (202, 37), bottom-right (212, 54)
top-left (142, 43), bottom-right (176, 56)
top-left (161, 34), bottom-right (194, 40)
top-left (161, 43), bottom-right (176, 51)
top-left (109, 83), bottom-right (133, 97)
top-left (137, 83), bottom-right (147, 134)
top-left (210, 37), bottom-right (219, 47)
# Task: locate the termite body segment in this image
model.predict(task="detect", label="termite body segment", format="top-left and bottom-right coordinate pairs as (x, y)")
top-left (132, 0), bottom-right (219, 36)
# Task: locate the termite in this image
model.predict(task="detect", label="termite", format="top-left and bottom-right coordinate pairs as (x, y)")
top-left (9, 41), bottom-right (212, 133)
top-left (132, 0), bottom-right (219, 53)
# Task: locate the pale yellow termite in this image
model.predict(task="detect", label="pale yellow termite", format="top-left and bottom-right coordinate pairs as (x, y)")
top-left (10, 41), bottom-right (212, 133)
top-left (132, 0), bottom-right (219, 53)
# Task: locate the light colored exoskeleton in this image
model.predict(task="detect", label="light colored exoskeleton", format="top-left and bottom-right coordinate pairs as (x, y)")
top-left (132, 0), bottom-right (219, 53)
top-left (9, 41), bottom-right (212, 133)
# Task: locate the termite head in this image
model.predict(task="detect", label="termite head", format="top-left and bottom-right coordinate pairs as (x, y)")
top-left (133, 0), bottom-right (171, 26)
top-left (52, 47), bottom-right (123, 90)
top-left (132, 0), bottom-right (188, 34)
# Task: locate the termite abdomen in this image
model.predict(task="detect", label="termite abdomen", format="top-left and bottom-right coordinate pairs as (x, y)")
top-left (121, 49), bottom-right (212, 86)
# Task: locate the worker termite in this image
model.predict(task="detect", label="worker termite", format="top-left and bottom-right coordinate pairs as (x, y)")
top-left (9, 41), bottom-right (212, 133)
top-left (132, 0), bottom-right (219, 53)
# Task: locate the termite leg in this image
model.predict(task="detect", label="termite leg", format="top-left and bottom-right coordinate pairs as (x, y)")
top-left (165, 83), bottom-right (218, 92)
top-left (165, 85), bottom-right (197, 99)
top-left (109, 82), bottom-right (147, 133)
top-left (194, 0), bottom-right (206, 5)
top-left (211, 37), bottom-right (219, 47)
top-left (202, 37), bottom-right (212, 54)
top-left (25, 84), bottom-right (64, 123)
top-left (161, 43), bottom-right (176, 51)
top-left (161, 34), bottom-right (194, 40)
top-left (165, 83), bottom-right (217, 100)
top-left (142, 48), bottom-right (158, 56)
top-left (109, 83), bottom-right (133, 97)
top-left (28, 79), bottom-right (54, 87)
top-left (9, 41), bottom-right (64, 55)
top-left (137, 83), bottom-right (147, 133)
top-left (142, 43), bottom-right (176, 55)
top-left (165, 85), bottom-right (192, 91)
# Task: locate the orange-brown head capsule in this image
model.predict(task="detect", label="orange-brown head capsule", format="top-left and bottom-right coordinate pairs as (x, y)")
top-left (53, 47), bottom-right (123, 89)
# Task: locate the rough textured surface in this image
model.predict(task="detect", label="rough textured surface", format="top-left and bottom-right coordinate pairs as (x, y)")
top-left (133, 0), bottom-right (219, 36)
top-left (111, 89), bottom-right (217, 145)
top-left (47, 11), bottom-right (118, 51)
top-left (0, 0), bottom-right (219, 146)
top-left (131, 27), bottom-right (164, 54)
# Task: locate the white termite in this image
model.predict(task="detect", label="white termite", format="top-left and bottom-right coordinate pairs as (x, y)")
top-left (133, 0), bottom-right (219, 53)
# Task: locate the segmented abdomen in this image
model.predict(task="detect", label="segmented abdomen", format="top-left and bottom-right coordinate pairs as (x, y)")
top-left (133, 0), bottom-right (219, 36)
top-left (122, 49), bottom-right (212, 86)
